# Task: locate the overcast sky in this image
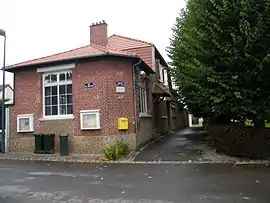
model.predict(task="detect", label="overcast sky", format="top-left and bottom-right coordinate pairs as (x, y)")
top-left (0, 0), bottom-right (186, 86)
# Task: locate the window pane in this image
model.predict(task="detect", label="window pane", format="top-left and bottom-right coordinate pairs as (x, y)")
top-left (52, 86), bottom-right (57, 95)
top-left (83, 114), bottom-right (96, 128)
top-left (67, 84), bottom-right (72, 94)
top-left (59, 95), bottom-right (67, 105)
top-left (59, 85), bottom-right (66, 95)
top-left (59, 73), bottom-right (66, 81)
top-left (45, 107), bottom-right (51, 116)
top-left (67, 105), bottom-right (72, 114)
top-left (19, 118), bottom-right (29, 131)
top-left (52, 96), bottom-right (58, 105)
top-left (44, 75), bottom-right (50, 85)
top-left (45, 97), bottom-right (51, 105)
top-left (60, 105), bottom-right (67, 115)
top-left (45, 87), bottom-right (51, 96)
top-left (52, 106), bottom-right (58, 115)
top-left (51, 74), bottom-right (57, 83)
top-left (67, 72), bottom-right (72, 81)
top-left (139, 88), bottom-right (147, 113)
top-left (67, 95), bottom-right (72, 104)
top-left (43, 72), bottom-right (73, 117)
top-left (139, 89), bottom-right (143, 112)
top-left (143, 90), bottom-right (146, 112)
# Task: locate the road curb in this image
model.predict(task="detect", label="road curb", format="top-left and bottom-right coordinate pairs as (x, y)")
top-left (0, 155), bottom-right (269, 165)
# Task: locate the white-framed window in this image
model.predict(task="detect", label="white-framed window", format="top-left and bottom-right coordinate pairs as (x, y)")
top-left (80, 110), bottom-right (101, 130)
top-left (159, 64), bottom-right (164, 83)
top-left (163, 69), bottom-right (168, 86)
top-left (17, 114), bottom-right (34, 133)
top-left (139, 77), bottom-right (148, 114)
top-left (43, 70), bottom-right (72, 118)
top-left (159, 63), bottom-right (168, 85)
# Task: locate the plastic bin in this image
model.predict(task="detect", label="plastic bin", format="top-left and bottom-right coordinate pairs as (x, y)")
top-left (34, 134), bottom-right (44, 154)
top-left (59, 134), bottom-right (69, 156)
top-left (43, 134), bottom-right (55, 154)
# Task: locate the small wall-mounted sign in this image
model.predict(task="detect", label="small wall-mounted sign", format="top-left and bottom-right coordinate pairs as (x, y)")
top-left (85, 82), bottom-right (94, 88)
top-left (115, 81), bottom-right (125, 87)
top-left (116, 86), bottom-right (125, 93)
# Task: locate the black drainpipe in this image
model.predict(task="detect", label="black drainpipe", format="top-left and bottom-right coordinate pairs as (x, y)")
top-left (132, 59), bottom-right (141, 150)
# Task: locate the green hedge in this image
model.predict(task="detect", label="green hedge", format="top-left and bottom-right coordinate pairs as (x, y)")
top-left (207, 125), bottom-right (270, 159)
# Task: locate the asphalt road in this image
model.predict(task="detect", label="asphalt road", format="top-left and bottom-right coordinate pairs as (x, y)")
top-left (0, 160), bottom-right (269, 203)
top-left (135, 128), bottom-right (210, 162)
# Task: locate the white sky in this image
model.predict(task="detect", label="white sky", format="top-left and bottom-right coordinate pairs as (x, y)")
top-left (0, 0), bottom-right (186, 86)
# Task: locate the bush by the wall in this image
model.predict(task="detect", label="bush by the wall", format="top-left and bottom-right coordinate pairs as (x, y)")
top-left (104, 141), bottom-right (130, 161)
top-left (207, 125), bottom-right (270, 159)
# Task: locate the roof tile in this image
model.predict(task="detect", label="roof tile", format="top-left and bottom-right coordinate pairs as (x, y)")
top-left (8, 34), bottom-right (153, 69)
top-left (107, 34), bottom-right (152, 50)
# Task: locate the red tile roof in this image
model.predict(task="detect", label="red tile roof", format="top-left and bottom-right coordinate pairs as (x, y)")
top-left (7, 34), bottom-right (154, 69)
top-left (7, 43), bottom-right (137, 69)
top-left (107, 34), bottom-right (152, 50)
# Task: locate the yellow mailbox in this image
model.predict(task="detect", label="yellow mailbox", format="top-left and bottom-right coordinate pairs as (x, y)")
top-left (117, 117), bottom-right (128, 130)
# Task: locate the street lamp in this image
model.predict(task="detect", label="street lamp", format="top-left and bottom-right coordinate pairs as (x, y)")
top-left (0, 29), bottom-right (6, 153)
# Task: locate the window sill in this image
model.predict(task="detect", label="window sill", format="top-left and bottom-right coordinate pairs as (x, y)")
top-left (139, 113), bottom-right (152, 118)
top-left (81, 128), bottom-right (101, 131)
top-left (17, 130), bottom-right (34, 133)
top-left (39, 115), bottom-right (74, 121)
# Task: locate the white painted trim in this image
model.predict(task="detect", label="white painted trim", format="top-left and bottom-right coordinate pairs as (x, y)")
top-left (139, 113), bottom-right (152, 118)
top-left (152, 45), bottom-right (156, 71)
top-left (80, 109), bottom-right (101, 130)
top-left (42, 70), bottom-right (73, 118)
top-left (17, 114), bottom-right (34, 133)
top-left (37, 63), bottom-right (75, 73)
top-left (164, 69), bottom-right (168, 86)
top-left (80, 109), bottom-right (101, 113)
top-left (39, 115), bottom-right (74, 121)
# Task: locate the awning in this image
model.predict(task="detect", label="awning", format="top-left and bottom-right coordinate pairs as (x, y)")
top-left (152, 82), bottom-right (172, 97)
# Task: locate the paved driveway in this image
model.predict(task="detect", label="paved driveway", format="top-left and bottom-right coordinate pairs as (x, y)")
top-left (135, 128), bottom-right (213, 162)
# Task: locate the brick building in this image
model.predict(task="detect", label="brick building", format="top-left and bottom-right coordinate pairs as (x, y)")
top-left (6, 21), bottom-right (187, 154)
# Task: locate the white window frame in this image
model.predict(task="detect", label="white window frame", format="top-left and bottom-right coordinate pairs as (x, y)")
top-left (80, 110), bottom-right (101, 130)
top-left (139, 77), bottom-right (148, 114)
top-left (17, 114), bottom-right (34, 133)
top-left (163, 69), bottom-right (168, 86)
top-left (159, 63), bottom-right (169, 85)
top-left (159, 63), bottom-right (163, 83)
top-left (42, 70), bottom-right (73, 119)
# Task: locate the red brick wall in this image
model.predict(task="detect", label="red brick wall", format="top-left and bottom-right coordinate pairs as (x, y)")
top-left (10, 58), bottom-right (135, 139)
top-left (73, 58), bottom-right (135, 136)
top-left (10, 67), bottom-right (43, 137)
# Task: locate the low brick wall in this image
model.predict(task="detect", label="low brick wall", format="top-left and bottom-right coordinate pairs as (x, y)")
top-left (9, 134), bottom-right (136, 155)
top-left (207, 125), bottom-right (270, 159)
top-left (9, 136), bottom-right (35, 153)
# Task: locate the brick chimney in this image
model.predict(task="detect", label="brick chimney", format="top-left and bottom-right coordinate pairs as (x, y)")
top-left (90, 20), bottom-right (108, 47)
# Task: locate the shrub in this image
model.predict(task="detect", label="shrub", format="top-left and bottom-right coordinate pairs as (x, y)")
top-left (103, 141), bottom-right (130, 161)
top-left (207, 125), bottom-right (270, 159)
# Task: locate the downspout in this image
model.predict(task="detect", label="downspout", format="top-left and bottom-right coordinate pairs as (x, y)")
top-left (132, 59), bottom-right (141, 150)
